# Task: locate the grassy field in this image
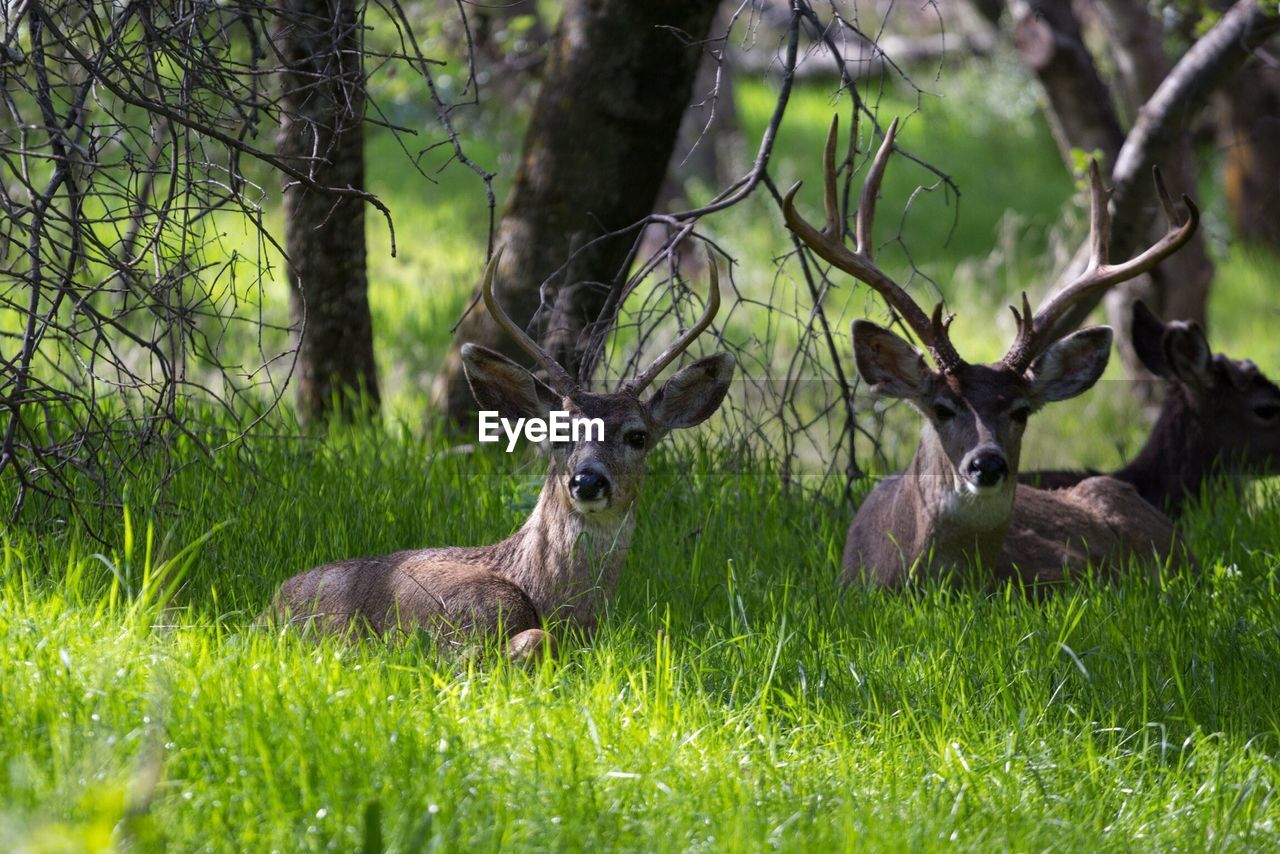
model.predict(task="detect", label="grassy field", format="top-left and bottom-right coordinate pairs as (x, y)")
top-left (4, 51), bottom-right (1280, 851)
top-left (4, 433), bottom-right (1280, 850)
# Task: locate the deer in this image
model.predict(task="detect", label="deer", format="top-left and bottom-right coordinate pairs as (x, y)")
top-left (269, 247), bottom-right (735, 657)
top-left (783, 115), bottom-right (1200, 588)
top-left (1022, 300), bottom-right (1280, 517)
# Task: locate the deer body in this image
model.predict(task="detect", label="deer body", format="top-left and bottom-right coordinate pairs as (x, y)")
top-left (783, 115), bottom-right (1199, 589)
top-left (835, 352), bottom-right (1185, 588)
top-left (848, 473), bottom-right (1182, 588)
top-left (1023, 302), bottom-right (1280, 517)
top-left (481, 475), bottom-right (636, 627)
top-left (272, 458), bottom-right (634, 639)
top-left (271, 251), bottom-right (734, 656)
top-left (845, 425), bottom-right (1014, 586)
top-left (1000, 478), bottom-right (1182, 583)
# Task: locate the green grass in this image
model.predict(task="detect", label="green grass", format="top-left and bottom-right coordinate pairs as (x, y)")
top-left (3, 435), bottom-right (1280, 850)
top-left (6, 46), bottom-right (1280, 852)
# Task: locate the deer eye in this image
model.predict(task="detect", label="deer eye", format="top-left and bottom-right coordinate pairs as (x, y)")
top-left (1254, 404), bottom-right (1280, 422)
top-left (624, 429), bottom-right (648, 449)
top-left (933, 402), bottom-right (956, 422)
top-left (1010, 405), bottom-right (1032, 424)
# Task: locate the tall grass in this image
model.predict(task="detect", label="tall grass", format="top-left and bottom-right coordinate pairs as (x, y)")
top-left (4, 55), bottom-right (1280, 852)
top-left (2, 434), bottom-right (1279, 850)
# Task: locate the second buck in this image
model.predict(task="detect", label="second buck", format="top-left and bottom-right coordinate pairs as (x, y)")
top-left (1023, 300), bottom-right (1280, 517)
top-left (784, 116), bottom-right (1199, 587)
top-left (270, 249), bottom-right (735, 656)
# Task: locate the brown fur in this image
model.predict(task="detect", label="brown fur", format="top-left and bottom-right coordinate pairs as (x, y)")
top-left (1022, 302), bottom-right (1280, 517)
top-left (998, 479), bottom-right (1186, 585)
top-left (841, 322), bottom-right (1191, 589)
top-left (269, 346), bottom-right (734, 653)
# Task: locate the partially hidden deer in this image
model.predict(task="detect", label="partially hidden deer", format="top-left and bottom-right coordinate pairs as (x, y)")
top-left (1022, 300), bottom-right (1280, 517)
top-left (270, 248), bottom-right (735, 656)
top-left (783, 116), bottom-right (1200, 588)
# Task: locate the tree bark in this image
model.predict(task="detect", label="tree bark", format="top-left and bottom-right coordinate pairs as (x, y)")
top-left (1048, 0), bottom-right (1280, 338)
top-left (434, 0), bottom-right (722, 425)
top-left (1220, 60), bottom-right (1280, 248)
top-left (1079, 0), bottom-right (1214, 395)
top-left (638, 21), bottom-right (744, 271)
top-left (1008, 0), bottom-right (1224, 402)
top-left (1010, 0), bottom-right (1124, 167)
top-left (277, 0), bottom-right (380, 421)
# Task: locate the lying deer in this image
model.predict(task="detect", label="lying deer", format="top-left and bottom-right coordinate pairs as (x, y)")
top-left (1022, 301), bottom-right (1280, 517)
top-left (783, 116), bottom-right (1199, 587)
top-left (270, 248), bottom-right (735, 656)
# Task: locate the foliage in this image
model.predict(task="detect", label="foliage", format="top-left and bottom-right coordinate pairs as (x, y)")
top-left (0, 0), bottom-right (486, 525)
top-left (2, 423), bottom-right (1280, 849)
top-left (4, 7), bottom-right (1280, 850)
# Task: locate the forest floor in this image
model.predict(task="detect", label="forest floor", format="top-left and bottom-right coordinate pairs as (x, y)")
top-left (4, 68), bottom-right (1280, 850)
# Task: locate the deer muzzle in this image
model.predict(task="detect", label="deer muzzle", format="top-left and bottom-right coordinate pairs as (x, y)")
top-left (963, 447), bottom-right (1009, 491)
top-left (569, 468), bottom-right (612, 512)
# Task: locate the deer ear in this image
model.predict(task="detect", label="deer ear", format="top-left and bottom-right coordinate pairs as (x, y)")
top-left (461, 344), bottom-right (559, 420)
top-left (1027, 326), bottom-right (1112, 404)
top-left (1130, 301), bottom-right (1171, 377)
top-left (646, 352), bottom-right (735, 430)
top-left (852, 320), bottom-right (934, 400)
top-left (1162, 320), bottom-right (1213, 390)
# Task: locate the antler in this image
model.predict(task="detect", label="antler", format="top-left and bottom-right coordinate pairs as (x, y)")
top-left (623, 246), bottom-right (722, 395)
top-left (783, 115), bottom-right (964, 373)
top-left (480, 245), bottom-right (578, 394)
top-left (1002, 160), bottom-right (1200, 372)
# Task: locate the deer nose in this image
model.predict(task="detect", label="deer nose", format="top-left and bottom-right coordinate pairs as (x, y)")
top-left (570, 470), bottom-right (610, 502)
top-left (965, 452), bottom-right (1008, 488)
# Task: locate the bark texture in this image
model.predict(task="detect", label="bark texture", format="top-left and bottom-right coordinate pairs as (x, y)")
top-left (277, 0), bottom-right (380, 420)
top-left (1084, 0), bottom-right (1213, 392)
top-left (434, 0), bottom-right (722, 425)
top-left (1008, 0), bottom-right (1234, 401)
top-left (1221, 62), bottom-right (1280, 248)
top-left (1011, 0), bottom-right (1124, 166)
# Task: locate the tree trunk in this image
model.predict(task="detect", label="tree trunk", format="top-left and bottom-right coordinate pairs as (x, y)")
top-left (277, 0), bottom-right (380, 421)
top-left (639, 21), bottom-right (744, 272)
top-left (1085, 0), bottom-right (1213, 396)
top-left (1008, 0), bottom-right (1214, 404)
top-left (434, 0), bottom-right (722, 425)
top-left (1220, 61), bottom-right (1280, 248)
top-left (1010, 0), bottom-right (1124, 167)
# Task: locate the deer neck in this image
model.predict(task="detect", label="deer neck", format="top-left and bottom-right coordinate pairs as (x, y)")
top-left (489, 463), bottom-right (638, 632)
top-left (1117, 388), bottom-right (1211, 516)
top-left (903, 428), bottom-right (1014, 571)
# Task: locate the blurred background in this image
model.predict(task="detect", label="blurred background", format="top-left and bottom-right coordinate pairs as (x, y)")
top-left (4, 0), bottom-right (1279, 517)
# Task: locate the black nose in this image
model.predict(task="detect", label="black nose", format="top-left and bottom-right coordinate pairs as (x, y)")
top-left (966, 453), bottom-right (1008, 487)
top-left (570, 471), bottom-right (610, 502)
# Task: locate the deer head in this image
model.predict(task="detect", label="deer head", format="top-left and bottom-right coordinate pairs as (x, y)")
top-left (1130, 300), bottom-right (1280, 478)
top-left (852, 318), bottom-right (1114, 495)
top-left (784, 115), bottom-right (1199, 505)
top-left (269, 248), bottom-right (735, 646)
top-left (461, 246), bottom-right (735, 521)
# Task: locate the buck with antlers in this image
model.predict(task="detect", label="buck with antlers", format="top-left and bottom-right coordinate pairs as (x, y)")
top-left (1023, 301), bottom-right (1280, 518)
top-left (270, 248), bottom-right (735, 656)
top-left (784, 116), bottom-right (1200, 587)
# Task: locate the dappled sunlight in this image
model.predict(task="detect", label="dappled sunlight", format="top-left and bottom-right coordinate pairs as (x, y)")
top-left (3, 433), bottom-right (1280, 847)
